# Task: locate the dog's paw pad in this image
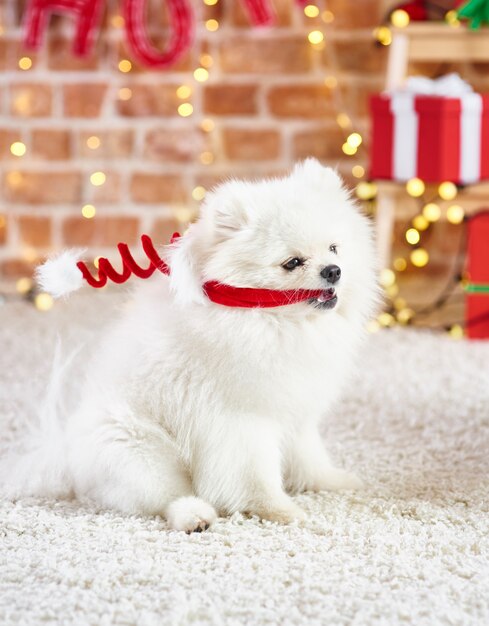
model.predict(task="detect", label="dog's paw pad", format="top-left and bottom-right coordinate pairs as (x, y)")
top-left (166, 496), bottom-right (217, 533)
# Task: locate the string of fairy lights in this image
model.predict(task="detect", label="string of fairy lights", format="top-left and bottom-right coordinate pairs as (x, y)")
top-left (1, 1), bottom-right (475, 335)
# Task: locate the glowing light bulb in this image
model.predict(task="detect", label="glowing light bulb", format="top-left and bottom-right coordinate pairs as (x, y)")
top-left (412, 215), bottom-right (429, 231)
top-left (200, 53), bottom-right (213, 68)
top-left (448, 324), bottom-right (464, 339)
top-left (176, 85), bottom-right (192, 99)
top-left (322, 10), bottom-right (334, 23)
top-left (445, 10), bottom-right (460, 27)
top-left (204, 0), bottom-right (219, 5)
top-left (405, 228), bottom-right (420, 245)
top-left (406, 177), bottom-right (425, 197)
top-left (390, 9), bottom-right (410, 28)
top-left (380, 268), bottom-right (396, 288)
top-left (16, 277), bottom-right (33, 294)
top-left (178, 103), bottom-right (194, 117)
top-left (446, 204), bottom-right (464, 224)
top-left (438, 181), bottom-right (457, 200)
top-left (201, 118), bottom-right (215, 132)
top-left (35, 293), bottom-right (54, 311)
top-left (397, 308), bottom-right (414, 325)
top-left (90, 171), bottom-right (106, 186)
top-left (393, 257), bottom-right (407, 272)
top-left (410, 248), bottom-right (429, 267)
top-left (304, 5), bottom-right (320, 18)
top-left (86, 136), bottom-right (101, 150)
top-left (200, 151), bottom-right (214, 165)
top-left (336, 113), bottom-right (351, 128)
top-left (81, 204), bottom-right (96, 219)
top-left (355, 181), bottom-right (377, 200)
top-left (118, 59), bottom-right (132, 73)
top-left (324, 76), bottom-right (338, 89)
top-left (111, 15), bottom-right (124, 28)
top-left (192, 186), bottom-right (206, 201)
top-left (378, 312), bottom-right (395, 327)
top-left (205, 19), bottom-right (219, 31)
top-left (422, 203), bottom-right (441, 222)
top-left (374, 26), bottom-right (392, 46)
top-left (118, 87), bottom-right (132, 101)
top-left (352, 165), bottom-right (365, 178)
top-left (18, 57), bottom-right (32, 70)
top-left (308, 30), bottom-right (324, 44)
top-left (10, 141), bottom-right (26, 157)
top-left (346, 132), bottom-right (362, 148)
top-left (342, 143), bottom-right (357, 156)
top-left (194, 68), bottom-right (209, 82)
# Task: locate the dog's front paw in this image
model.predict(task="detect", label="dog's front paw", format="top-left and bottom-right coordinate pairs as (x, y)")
top-left (166, 496), bottom-right (217, 533)
top-left (311, 468), bottom-right (364, 492)
top-left (253, 497), bottom-right (307, 524)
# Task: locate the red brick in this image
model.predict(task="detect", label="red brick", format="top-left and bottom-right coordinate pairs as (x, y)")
top-left (330, 39), bottom-right (387, 73)
top-left (293, 127), bottom-right (346, 161)
top-left (340, 80), bottom-right (384, 118)
top-left (222, 128), bottom-right (281, 161)
top-left (0, 259), bottom-right (38, 280)
top-left (203, 84), bottom-right (258, 116)
top-left (144, 128), bottom-right (207, 162)
top-left (10, 84), bottom-right (52, 117)
top-left (130, 173), bottom-right (187, 203)
top-left (48, 37), bottom-right (102, 70)
top-left (150, 217), bottom-right (184, 242)
top-left (220, 37), bottom-right (311, 74)
top-left (3, 171), bottom-right (81, 204)
top-left (78, 130), bottom-right (134, 158)
top-left (32, 130), bottom-right (72, 160)
top-left (326, 0), bottom-right (382, 29)
top-left (0, 214), bottom-right (6, 245)
top-left (268, 85), bottom-right (334, 118)
top-left (17, 216), bottom-right (52, 246)
top-left (0, 129), bottom-right (22, 157)
top-left (88, 171), bottom-right (122, 204)
top-left (116, 84), bottom-right (181, 117)
top-left (62, 217), bottom-right (140, 247)
top-left (63, 84), bottom-right (107, 118)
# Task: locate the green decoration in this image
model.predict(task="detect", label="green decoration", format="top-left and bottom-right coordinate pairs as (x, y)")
top-left (464, 283), bottom-right (489, 293)
top-left (458, 0), bottom-right (489, 29)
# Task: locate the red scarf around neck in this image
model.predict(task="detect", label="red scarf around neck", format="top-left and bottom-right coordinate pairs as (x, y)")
top-left (76, 233), bottom-right (325, 309)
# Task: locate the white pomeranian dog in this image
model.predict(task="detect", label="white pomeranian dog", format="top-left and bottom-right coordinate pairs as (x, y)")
top-left (1, 159), bottom-right (378, 532)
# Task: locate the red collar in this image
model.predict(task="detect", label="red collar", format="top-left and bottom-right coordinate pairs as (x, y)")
top-left (76, 233), bottom-right (324, 309)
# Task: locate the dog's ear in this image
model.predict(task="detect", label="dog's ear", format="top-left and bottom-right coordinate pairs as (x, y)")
top-left (204, 187), bottom-right (248, 236)
top-left (294, 158), bottom-right (343, 187)
top-left (167, 225), bottom-right (207, 306)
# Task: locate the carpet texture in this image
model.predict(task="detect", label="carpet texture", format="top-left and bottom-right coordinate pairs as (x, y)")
top-left (1, 292), bottom-right (488, 625)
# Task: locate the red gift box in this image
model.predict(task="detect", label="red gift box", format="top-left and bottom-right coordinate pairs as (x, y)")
top-left (370, 92), bottom-right (489, 184)
top-left (466, 211), bottom-right (489, 339)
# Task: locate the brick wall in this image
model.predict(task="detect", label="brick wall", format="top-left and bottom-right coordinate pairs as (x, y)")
top-left (0, 0), bottom-right (393, 283)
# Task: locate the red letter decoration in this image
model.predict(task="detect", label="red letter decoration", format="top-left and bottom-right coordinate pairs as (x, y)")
top-left (123, 0), bottom-right (194, 69)
top-left (240, 0), bottom-right (276, 25)
top-left (23, 0), bottom-right (105, 55)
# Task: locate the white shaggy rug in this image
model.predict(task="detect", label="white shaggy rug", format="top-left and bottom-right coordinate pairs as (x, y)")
top-left (1, 292), bottom-right (488, 625)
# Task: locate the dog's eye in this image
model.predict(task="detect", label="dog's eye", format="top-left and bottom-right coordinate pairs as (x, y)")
top-left (282, 257), bottom-right (304, 271)
top-left (329, 244), bottom-right (338, 254)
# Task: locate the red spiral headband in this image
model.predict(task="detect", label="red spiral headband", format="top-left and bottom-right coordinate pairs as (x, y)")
top-left (76, 233), bottom-right (327, 309)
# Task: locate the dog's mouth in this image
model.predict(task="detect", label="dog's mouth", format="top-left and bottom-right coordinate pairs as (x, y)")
top-left (309, 288), bottom-right (337, 310)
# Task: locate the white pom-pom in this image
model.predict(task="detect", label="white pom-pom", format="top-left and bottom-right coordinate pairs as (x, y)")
top-left (35, 249), bottom-right (86, 298)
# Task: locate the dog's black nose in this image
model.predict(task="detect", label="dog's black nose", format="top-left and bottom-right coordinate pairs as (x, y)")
top-left (320, 264), bottom-right (341, 284)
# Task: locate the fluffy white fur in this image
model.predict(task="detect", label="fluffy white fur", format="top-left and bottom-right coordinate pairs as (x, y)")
top-left (1, 160), bottom-right (378, 532)
top-left (36, 249), bottom-right (85, 298)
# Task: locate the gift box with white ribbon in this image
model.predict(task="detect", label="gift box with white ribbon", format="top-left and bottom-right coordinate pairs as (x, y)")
top-left (370, 74), bottom-right (489, 184)
top-left (465, 211), bottom-right (489, 340)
